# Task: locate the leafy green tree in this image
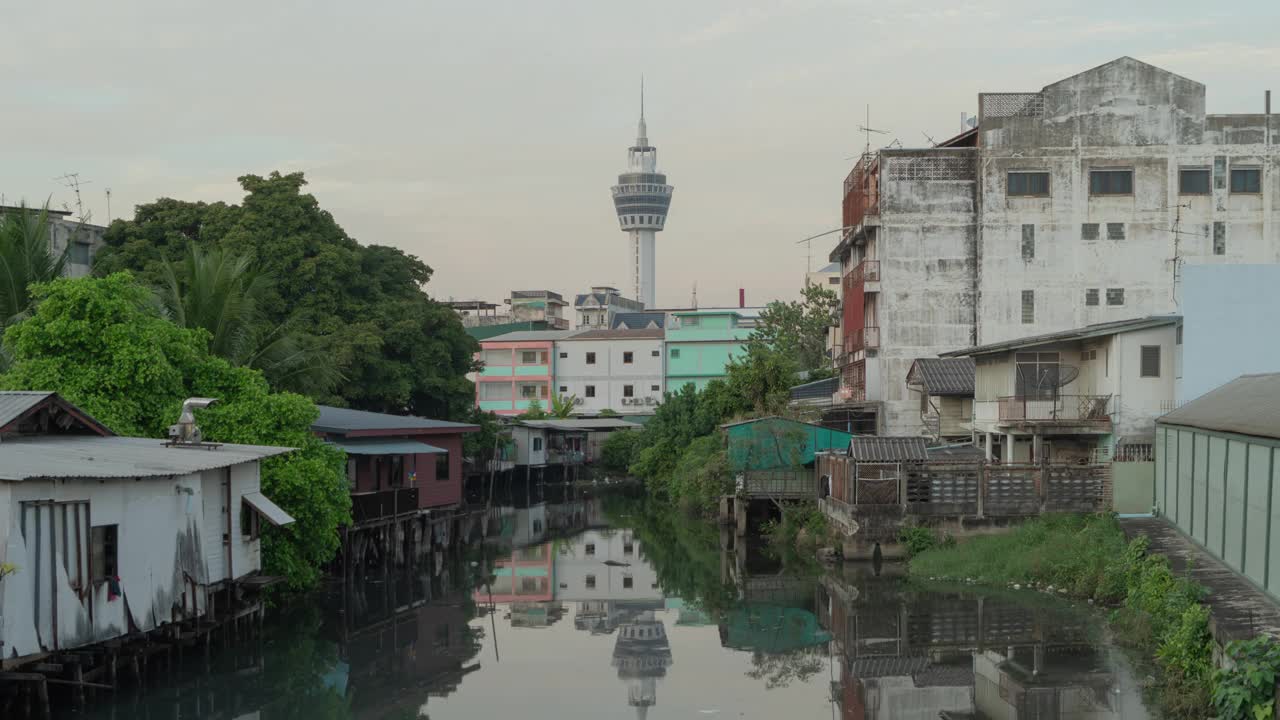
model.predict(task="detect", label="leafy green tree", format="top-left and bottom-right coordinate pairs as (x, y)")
top-left (0, 273), bottom-right (350, 588)
top-left (600, 429), bottom-right (643, 473)
top-left (550, 393), bottom-right (577, 419)
top-left (749, 283), bottom-right (840, 374)
top-left (517, 399), bottom-right (549, 420)
top-left (96, 172), bottom-right (478, 418)
top-left (0, 203), bottom-right (68, 345)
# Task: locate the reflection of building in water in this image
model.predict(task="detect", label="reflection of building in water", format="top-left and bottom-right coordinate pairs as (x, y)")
top-left (510, 601), bottom-right (566, 628)
top-left (666, 597), bottom-right (713, 626)
top-left (481, 542), bottom-right (554, 603)
top-left (612, 611), bottom-right (673, 720)
top-left (556, 528), bottom-right (661, 601)
top-left (819, 576), bottom-right (1145, 720)
top-left (574, 599), bottom-right (666, 634)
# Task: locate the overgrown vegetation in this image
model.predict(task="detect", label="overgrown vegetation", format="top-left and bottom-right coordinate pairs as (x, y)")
top-left (897, 525), bottom-right (954, 557)
top-left (1213, 636), bottom-right (1280, 720)
top-left (761, 502), bottom-right (830, 550)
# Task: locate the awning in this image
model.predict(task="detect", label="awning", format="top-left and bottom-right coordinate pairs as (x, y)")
top-left (329, 438), bottom-right (447, 455)
top-left (243, 491), bottom-right (296, 527)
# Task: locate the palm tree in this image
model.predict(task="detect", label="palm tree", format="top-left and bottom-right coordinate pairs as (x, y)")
top-left (0, 203), bottom-right (66, 327)
top-left (157, 245), bottom-right (341, 395)
top-left (550, 393), bottom-right (578, 419)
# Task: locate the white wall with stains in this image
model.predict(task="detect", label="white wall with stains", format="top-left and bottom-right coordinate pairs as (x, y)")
top-left (0, 460), bottom-right (265, 661)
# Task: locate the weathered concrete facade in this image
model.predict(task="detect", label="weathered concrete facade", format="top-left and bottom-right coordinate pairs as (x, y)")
top-left (832, 57), bottom-right (1279, 437)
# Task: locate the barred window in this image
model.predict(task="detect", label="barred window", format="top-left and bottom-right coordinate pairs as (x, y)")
top-left (1085, 289), bottom-right (1099, 306)
top-left (1213, 222), bottom-right (1226, 255)
top-left (1021, 224), bottom-right (1035, 260)
top-left (1008, 172), bottom-right (1050, 196)
top-left (1140, 346), bottom-right (1161, 378)
top-left (1107, 223), bottom-right (1125, 240)
top-left (1106, 288), bottom-right (1125, 306)
top-left (1081, 223), bottom-right (1100, 240)
top-left (1021, 290), bottom-right (1034, 324)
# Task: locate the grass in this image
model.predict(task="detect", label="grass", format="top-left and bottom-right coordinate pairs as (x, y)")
top-left (908, 513), bottom-right (1129, 600)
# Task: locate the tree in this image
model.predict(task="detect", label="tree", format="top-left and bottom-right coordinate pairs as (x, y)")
top-left (0, 203), bottom-right (68, 351)
top-left (0, 273), bottom-right (350, 588)
top-left (550, 393), bottom-right (578, 419)
top-left (749, 283), bottom-right (840, 374)
top-left (600, 429), bottom-right (643, 474)
top-left (517, 399), bottom-right (549, 420)
top-left (96, 172), bottom-right (478, 418)
top-left (157, 245), bottom-right (341, 395)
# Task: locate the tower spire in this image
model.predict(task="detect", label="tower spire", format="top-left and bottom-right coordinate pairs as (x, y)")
top-left (637, 75), bottom-right (648, 146)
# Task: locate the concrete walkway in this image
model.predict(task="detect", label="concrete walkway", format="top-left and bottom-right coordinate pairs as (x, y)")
top-left (1121, 517), bottom-right (1280, 643)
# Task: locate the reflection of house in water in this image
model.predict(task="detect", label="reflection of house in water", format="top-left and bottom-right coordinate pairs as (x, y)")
top-left (612, 610), bottom-right (673, 720)
top-left (484, 542), bottom-right (554, 603)
top-left (574, 599), bottom-right (666, 634)
top-left (556, 528), bottom-right (661, 601)
top-left (819, 576), bottom-right (1146, 720)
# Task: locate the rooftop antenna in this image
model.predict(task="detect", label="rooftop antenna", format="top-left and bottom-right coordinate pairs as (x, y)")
top-left (105, 187), bottom-right (113, 224)
top-left (922, 130), bottom-right (937, 146)
top-left (691, 281), bottom-right (698, 309)
top-left (857, 104), bottom-right (890, 156)
top-left (54, 173), bottom-right (92, 219)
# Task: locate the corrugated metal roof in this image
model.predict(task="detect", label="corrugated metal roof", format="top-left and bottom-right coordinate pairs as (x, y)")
top-left (566, 328), bottom-right (664, 340)
top-left (0, 436), bottom-right (294, 481)
top-left (517, 418), bottom-right (640, 431)
top-left (480, 329), bottom-right (581, 343)
top-left (940, 315), bottom-right (1180, 357)
top-left (243, 491), bottom-right (295, 526)
top-left (328, 438), bottom-right (446, 455)
top-left (926, 443), bottom-right (986, 460)
top-left (908, 358), bottom-right (975, 396)
top-left (313, 405), bottom-right (478, 434)
top-left (850, 436), bottom-right (929, 462)
top-left (1159, 373), bottom-right (1280, 440)
top-left (612, 312), bottom-right (666, 330)
top-left (0, 391), bottom-right (53, 429)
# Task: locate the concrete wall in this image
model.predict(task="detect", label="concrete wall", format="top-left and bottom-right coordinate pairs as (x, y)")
top-left (0, 461), bottom-right (264, 660)
top-left (1112, 461), bottom-right (1155, 513)
top-left (1180, 265), bottom-right (1280, 403)
top-left (1156, 424), bottom-right (1280, 598)
top-left (555, 337), bottom-right (663, 414)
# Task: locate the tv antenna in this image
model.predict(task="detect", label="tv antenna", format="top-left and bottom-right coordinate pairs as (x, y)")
top-left (857, 104), bottom-right (890, 156)
top-left (1145, 201), bottom-right (1195, 306)
top-left (54, 173), bottom-right (92, 219)
top-left (105, 187), bottom-right (113, 224)
top-left (795, 225), bottom-right (859, 273)
top-left (922, 131), bottom-right (937, 147)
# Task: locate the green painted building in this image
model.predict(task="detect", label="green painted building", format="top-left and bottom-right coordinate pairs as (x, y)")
top-left (664, 309), bottom-right (752, 392)
top-left (722, 416), bottom-right (855, 471)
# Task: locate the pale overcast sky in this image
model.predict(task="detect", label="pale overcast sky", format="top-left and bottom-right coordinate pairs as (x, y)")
top-left (3, 1), bottom-right (1277, 308)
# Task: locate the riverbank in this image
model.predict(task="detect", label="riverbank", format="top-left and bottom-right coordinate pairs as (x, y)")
top-left (905, 513), bottom-right (1280, 720)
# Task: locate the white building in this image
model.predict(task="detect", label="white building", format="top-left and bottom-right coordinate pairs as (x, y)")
top-left (555, 529), bottom-right (661, 602)
top-left (0, 392), bottom-right (294, 662)
top-left (950, 316), bottom-right (1180, 463)
top-left (574, 286), bottom-right (646, 330)
top-left (0, 205), bottom-right (106, 279)
top-left (555, 329), bottom-right (665, 415)
top-left (831, 57), bottom-right (1280, 437)
top-left (611, 82), bottom-right (674, 308)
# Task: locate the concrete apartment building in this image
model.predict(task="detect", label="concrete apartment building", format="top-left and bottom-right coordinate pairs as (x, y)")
top-left (555, 328), bottom-right (665, 414)
top-left (506, 290), bottom-right (570, 330)
top-left (830, 57), bottom-right (1280, 437)
top-left (0, 205), bottom-right (106, 278)
top-left (573, 286), bottom-right (645, 329)
top-left (475, 330), bottom-right (577, 415)
top-left (665, 309), bottom-right (753, 392)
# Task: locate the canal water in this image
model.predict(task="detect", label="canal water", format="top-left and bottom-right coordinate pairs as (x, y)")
top-left (60, 494), bottom-right (1153, 719)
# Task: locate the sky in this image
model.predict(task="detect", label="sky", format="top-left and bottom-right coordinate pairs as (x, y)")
top-left (3, 0), bottom-right (1278, 309)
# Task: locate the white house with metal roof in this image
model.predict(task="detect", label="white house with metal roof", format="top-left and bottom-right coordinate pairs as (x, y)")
top-left (943, 316), bottom-right (1180, 463)
top-left (0, 392), bottom-right (295, 664)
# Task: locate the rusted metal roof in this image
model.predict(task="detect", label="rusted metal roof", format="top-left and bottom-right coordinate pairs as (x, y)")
top-left (908, 358), bottom-right (975, 396)
top-left (0, 435), bottom-right (294, 481)
top-left (1159, 373), bottom-right (1280, 440)
top-left (849, 436), bottom-right (929, 462)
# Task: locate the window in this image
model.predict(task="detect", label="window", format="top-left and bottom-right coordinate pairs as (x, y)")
top-left (1176, 325), bottom-right (1183, 345)
top-left (347, 458), bottom-right (358, 489)
top-left (520, 350), bottom-right (539, 364)
top-left (651, 350), bottom-right (660, 357)
top-left (682, 316), bottom-right (700, 327)
top-left (241, 502), bottom-right (261, 540)
top-left (559, 352), bottom-right (568, 358)
top-left (586, 351), bottom-right (596, 364)
top-left (389, 454), bottom-right (404, 487)
top-left (520, 385), bottom-right (539, 399)
top-left (1021, 290), bottom-right (1034, 324)
top-left (1089, 169), bottom-right (1133, 195)
top-left (623, 385), bottom-right (634, 398)
top-left (585, 543), bottom-right (595, 556)
top-left (623, 576), bottom-right (634, 589)
top-left (1106, 288), bottom-right (1125, 306)
top-left (559, 385), bottom-right (568, 393)
top-left (70, 242), bottom-right (91, 265)
top-left (1179, 168), bottom-right (1211, 194)
top-left (520, 577), bottom-right (539, 592)
top-left (828, 276), bottom-right (840, 284)
top-left (1140, 346), bottom-right (1161, 378)
top-left (651, 384), bottom-right (660, 391)
top-left (1213, 221), bottom-right (1226, 255)
top-left (670, 348), bottom-right (680, 359)
top-left (483, 349), bottom-right (512, 366)
top-left (532, 437), bottom-right (543, 451)
top-left (623, 351), bottom-right (633, 364)
top-left (1085, 288), bottom-right (1100, 306)
top-left (1007, 171), bottom-right (1050, 196)
top-left (585, 385), bottom-right (596, 398)
top-left (585, 574), bottom-right (596, 589)
top-left (623, 541), bottom-right (634, 555)
top-left (91, 525), bottom-right (118, 581)
top-left (1106, 223), bottom-right (1125, 240)
top-left (1081, 223), bottom-right (1100, 240)
top-left (435, 452), bottom-right (449, 481)
top-left (1015, 352), bottom-right (1060, 400)
top-left (1021, 224), bottom-right (1035, 260)
top-left (1231, 167), bottom-right (1262, 194)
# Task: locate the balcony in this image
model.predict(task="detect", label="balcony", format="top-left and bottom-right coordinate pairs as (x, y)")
top-left (849, 259), bottom-right (880, 285)
top-left (350, 487), bottom-right (419, 525)
top-left (845, 326), bottom-right (880, 353)
top-left (997, 395), bottom-right (1112, 424)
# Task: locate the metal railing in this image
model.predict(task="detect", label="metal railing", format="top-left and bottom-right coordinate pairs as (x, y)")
top-left (351, 487), bottom-right (419, 524)
top-left (841, 153), bottom-right (881, 231)
top-left (845, 326), bottom-right (880, 353)
top-left (850, 259), bottom-right (880, 284)
top-left (997, 395), bottom-right (1112, 423)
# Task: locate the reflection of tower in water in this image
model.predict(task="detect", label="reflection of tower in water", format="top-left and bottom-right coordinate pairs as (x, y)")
top-left (611, 610), bottom-right (673, 720)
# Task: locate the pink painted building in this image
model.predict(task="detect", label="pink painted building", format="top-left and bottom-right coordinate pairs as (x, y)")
top-left (475, 330), bottom-right (575, 415)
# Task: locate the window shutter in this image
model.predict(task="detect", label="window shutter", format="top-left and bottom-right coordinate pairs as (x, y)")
top-left (1140, 346), bottom-right (1160, 378)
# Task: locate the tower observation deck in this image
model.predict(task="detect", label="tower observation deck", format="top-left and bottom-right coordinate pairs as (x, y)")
top-left (611, 81), bottom-right (673, 308)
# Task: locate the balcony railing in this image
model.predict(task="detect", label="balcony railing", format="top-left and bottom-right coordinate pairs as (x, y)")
top-left (845, 326), bottom-right (880, 353)
top-left (997, 395), bottom-right (1112, 423)
top-left (850, 259), bottom-right (880, 285)
top-left (351, 487), bottom-right (419, 525)
top-left (841, 153), bottom-right (881, 231)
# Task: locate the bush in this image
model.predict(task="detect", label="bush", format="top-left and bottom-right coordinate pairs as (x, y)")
top-left (1213, 637), bottom-right (1280, 720)
top-left (600, 429), bottom-right (643, 474)
top-left (898, 526), bottom-right (954, 557)
top-left (763, 502), bottom-right (828, 550)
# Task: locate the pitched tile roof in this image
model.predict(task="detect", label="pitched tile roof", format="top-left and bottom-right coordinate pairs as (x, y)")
top-left (1159, 373), bottom-right (1280, 440)
top-left (849, 436), bottom-right (929, 462)
top-left (908, 358), bottom-right (976, 396)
